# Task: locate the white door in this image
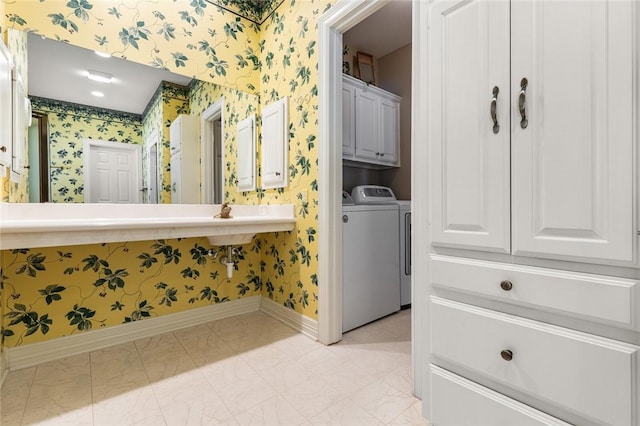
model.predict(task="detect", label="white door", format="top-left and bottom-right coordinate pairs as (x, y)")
top-left (0, 43), bottom-right (12, 166)
top-left (428, 0), bottom-right (511, 253)
top-left (171, 151), bottom-right (182, 204)
top-left (378, 96), bottom-right (399, 164)
top-left (342, 77), bottom-right (356, 156)
top-left (84, 139), bottom-right (142, 203)
top-left (354, 88), bottom-right (379, 161)
top-left (511, 0), bottom-right (634, 262)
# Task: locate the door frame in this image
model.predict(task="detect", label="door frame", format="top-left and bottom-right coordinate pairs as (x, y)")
top-left (145, 128), bottom-right (159, 204)
top-left (83, 138), bottom-right (142, 203)
top-left (201, 98), bottom-right (225, 204)
top-left (317, 0), bottom-right (427, 398)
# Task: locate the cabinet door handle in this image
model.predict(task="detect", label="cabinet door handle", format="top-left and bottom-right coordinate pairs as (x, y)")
top-left (500, 280), bottom-right (513, 291)
top-left (275, 171), bottom-right (281, 176)
top-left (519, 78), bottom-right (528, 129)
top-left (500, 349), bottom-right (513, 361)
top-left (0, 146), bottom-right (6, 152)
top-left (490, 86), bottom-right (499, 134)
top-left (380, 153), bottom-right (384, 157)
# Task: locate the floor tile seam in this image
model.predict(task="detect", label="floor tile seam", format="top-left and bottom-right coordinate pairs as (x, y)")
top-left (2, 367), bottom-right (35, 426)
top-left (384, 399), bottom-right (422, 425)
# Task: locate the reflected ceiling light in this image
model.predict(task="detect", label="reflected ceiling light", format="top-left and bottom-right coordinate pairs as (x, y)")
top-left (91, 91), bottom-right (104, 97)
top-left (87, 70), bottom-right (113, 84)
top-left (94, 50), bottom-right (111, 58)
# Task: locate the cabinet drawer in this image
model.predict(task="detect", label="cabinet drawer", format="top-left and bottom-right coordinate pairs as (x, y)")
top-left (430, 365), bottom-right (570, 426)
top-left (431, 297), bottom-right (638, 426)
top-left (431, 254), bottom-right (638, 328)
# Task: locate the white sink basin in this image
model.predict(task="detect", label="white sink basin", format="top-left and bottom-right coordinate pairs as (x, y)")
top-left (206, 233), bottom-right (255, 246)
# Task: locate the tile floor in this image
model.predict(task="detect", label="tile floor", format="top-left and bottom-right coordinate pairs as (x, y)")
top-left (1, 309), bottom-right (427, 425)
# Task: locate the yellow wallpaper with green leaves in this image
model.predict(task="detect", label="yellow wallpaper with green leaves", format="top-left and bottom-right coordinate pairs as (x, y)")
top-left (4, 0), bottom-right (261, 94)
top-left (141, 82), bottom-right (190, 204)
top-left (31, 97), bottom-right (142, 203)
top-left (1, 238), bottom-right (263, 346)
top-left (1, 0), bottom-right (332, 349)
top-left (254, 0), bottom-right (330, 316)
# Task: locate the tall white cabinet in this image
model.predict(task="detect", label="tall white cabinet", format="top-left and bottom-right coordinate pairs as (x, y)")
top-left (170, 114), bottom-right (200, 204)
top-left (424, 1), bottom-right (640, 425)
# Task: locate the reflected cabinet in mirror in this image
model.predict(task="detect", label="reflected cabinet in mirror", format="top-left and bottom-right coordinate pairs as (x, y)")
top-left (23, 32), bottom-right (259, 204)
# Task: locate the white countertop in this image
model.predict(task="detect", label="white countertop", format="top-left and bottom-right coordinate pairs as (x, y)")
top-left (0, 203), bottom-right (296, 249)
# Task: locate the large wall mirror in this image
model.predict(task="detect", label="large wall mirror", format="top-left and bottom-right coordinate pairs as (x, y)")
top-left (23, 32), bottom-right (259, 204)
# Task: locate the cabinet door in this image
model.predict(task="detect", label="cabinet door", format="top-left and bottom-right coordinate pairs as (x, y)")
top-left (0, 43), bottom-right (12, 167)
top-left (379, 96), bottom-right (399, 165)
top-left (237, 114), bottom-right (256, 192)
top-left (511, 0), bottom-right (634, 262)
top-left (170, 152), bottom-right (182, 204)
top-left (342, 78), bottom-right (356, 156)
top-left (354, 88), bottom-right (379, 161)
top-left (261, 97), bottom-right (288, 189)
top-left (428, 0), bottom-right (511, 253)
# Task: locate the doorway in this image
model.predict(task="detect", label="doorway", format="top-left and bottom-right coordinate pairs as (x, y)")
top-left (201, 99), bottom-right (224, 204)
top-left (145, 129), bottom-right (159, 204)
top-left (83, 139), bottom-right (142, 203)
top-left (27, 112), bottom-right (49, 202)
top-left (318, 0), bottom-right (423, 398)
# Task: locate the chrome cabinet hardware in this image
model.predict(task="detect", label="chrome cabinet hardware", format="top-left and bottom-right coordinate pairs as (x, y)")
top-left (519, 78), bottom-right (528, 129)
top-left (491, 86), bottom-right (500, 134)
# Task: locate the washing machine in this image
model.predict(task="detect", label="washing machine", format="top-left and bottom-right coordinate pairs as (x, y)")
top-left (342, 186), bottom-right (400, 332)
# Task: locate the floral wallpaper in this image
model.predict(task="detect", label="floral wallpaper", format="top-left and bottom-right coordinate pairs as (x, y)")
top-left (255, 0), bottom-right (330, 317)
top-left (1, 238), bottom-right (263, 347)
top-left (30, 97), bottom-right (142, 203)
top-left (4, 0), bottom-right (261, 94)
top-left (187, 78), bottom-right (260, 204)
top-left (1, 0), bottom-right (332, 349)
top-left (141, 81), bottom-right (190, 204)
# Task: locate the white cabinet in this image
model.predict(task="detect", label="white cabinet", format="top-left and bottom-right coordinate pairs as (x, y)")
top-left (11, 71), bottom-right (29, 180)
top-left (429, 0), bottom-right (633, 264)
top-left (261, 97), bottom-right (288, 190)
top-left (169, 114), bottom-right (200, 204)
top-left (424, 1), bottom-right (639, 425)
top-left (237, 114), bottom-right (256, 192)
top-left (342, 74), bottom-right (400, 168)
top-left (0, 42), bottom-right (13, 168)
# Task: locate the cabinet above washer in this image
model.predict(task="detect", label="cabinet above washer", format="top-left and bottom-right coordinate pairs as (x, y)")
top-left (342, 74), bottom-right (401, 169)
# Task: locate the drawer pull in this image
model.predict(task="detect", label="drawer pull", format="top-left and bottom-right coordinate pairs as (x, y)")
top-left (500, 280), bottom-right (513, 291)
top-left (500, 349), bottom-right (513, 361)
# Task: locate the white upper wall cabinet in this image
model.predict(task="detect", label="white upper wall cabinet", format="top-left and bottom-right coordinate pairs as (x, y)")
top-left (428, 0), bottom-right (511, 253)
top-left (429, 0), bottom-right (634, 263)
top-left (237, 114), bottom-right (256, 192)
top-left (261, 96), bottom-right (288, 190)
top-left (11, 70), bottom-right (29, 181)
top-left (0, 43), bottom-right (13, 168)
top-left (510, 0), bottom-right (634, 262)
top-left (343, 74), bottom-right (401, 169)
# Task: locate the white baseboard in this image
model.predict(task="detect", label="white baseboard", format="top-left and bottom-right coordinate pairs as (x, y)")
top-left (6, 296), bottom-right (261, 371)
top-left (0, 349), bottom-right (8, 388)
top-left (259, 297), bottom-right (319, 340)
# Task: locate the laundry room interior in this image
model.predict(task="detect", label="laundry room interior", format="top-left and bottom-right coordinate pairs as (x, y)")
top-left (340, 1), bottom-right (412, 333)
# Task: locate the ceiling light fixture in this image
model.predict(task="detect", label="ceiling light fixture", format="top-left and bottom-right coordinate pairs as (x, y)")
top-left (91, 91), bottom-right (105, 97)
top-left (87, 70), bottom-right (113, 84)
top-left (94, 50), bottom-right (111, 58)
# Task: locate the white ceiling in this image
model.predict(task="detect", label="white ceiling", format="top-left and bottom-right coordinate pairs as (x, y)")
top-left (27, 32), bottom-right (193, 115)
top-left (343, 1), bottom-right (412, 58)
